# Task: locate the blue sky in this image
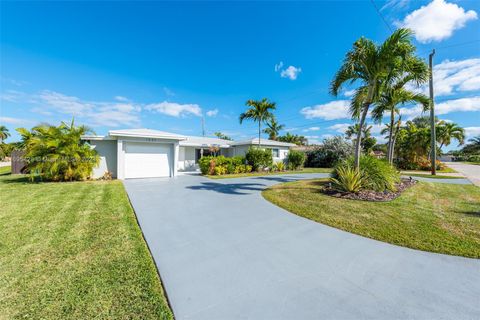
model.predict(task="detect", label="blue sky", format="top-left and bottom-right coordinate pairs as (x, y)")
top-left (1, 0), bottom-right (479, 151)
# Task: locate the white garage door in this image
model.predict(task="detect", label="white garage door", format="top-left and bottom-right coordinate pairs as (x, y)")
top-left (124, 142), bottom-right (172, 178)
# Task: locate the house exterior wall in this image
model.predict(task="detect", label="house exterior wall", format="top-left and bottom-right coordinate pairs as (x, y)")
top-left (178, 146), bottom-right (197, 171)
top-left (232, 145), bottom-right (291, 163)
top-left (90, 140), bottom-right (117, 179)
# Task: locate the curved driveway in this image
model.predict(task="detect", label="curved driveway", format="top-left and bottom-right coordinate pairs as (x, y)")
top-left (124, 174), bottom-right (480, 320)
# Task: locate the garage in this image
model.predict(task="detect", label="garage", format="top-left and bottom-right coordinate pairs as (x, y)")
top-left (124, 142), bottom-right (172, 179)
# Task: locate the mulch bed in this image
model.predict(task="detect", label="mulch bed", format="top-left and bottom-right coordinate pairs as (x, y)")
top-left (322, 178), bottom-right (417, 202)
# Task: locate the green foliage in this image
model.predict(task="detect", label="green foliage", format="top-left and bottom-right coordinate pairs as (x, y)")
top-left (277, 132), bottom-right (307, 145)
top-left (239, 98), bottom-right (276, 144)
top-left (16, 120), bottom-right (99, 182)
top-left (286, 150), bottom-right (305, 170)
top-left (263, 117), bottom-right (285, 140)
top-left (199, 155), bottom-right (248, 176)
top-left (306, 136), bottom-right (353, 168)
top-left (272, 161), bottom-right (285, 172)
top-left (330, 165), bottom-right (364, 193)
top-left (333, 156), bottom-right (400, 192)
top-left (213, 132), bottom-right (232, 140)
top-left (245, 147), bottom-right (273, 171)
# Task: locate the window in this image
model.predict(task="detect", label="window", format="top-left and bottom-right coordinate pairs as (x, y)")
top-left (272, 148), bottom-right (279, 158)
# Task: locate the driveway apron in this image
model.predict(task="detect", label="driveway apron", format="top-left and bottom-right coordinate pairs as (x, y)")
top-left (123, 174), bottom-right (480, 320)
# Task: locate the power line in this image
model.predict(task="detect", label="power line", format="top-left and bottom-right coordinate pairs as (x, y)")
top-left (370, 0), bottom-right (393, 32)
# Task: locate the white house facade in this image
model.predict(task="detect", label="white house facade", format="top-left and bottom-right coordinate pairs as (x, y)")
top-left (82, 129), bottom-right (296, 180)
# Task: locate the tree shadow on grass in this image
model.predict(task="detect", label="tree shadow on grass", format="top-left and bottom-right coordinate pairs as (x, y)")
top-left (459, 211), bottom-right (480, 218)
top-left (186, 181), bottom-right (266, 195)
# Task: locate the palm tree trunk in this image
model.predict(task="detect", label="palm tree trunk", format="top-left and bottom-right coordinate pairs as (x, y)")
top-left (354, 106), bottom-right (369, 169)
top-left (258, 121), bottom-right (261, 147)
top-left (387, 109), bottom-right (395, 164)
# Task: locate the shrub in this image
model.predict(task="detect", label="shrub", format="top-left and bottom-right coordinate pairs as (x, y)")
top-left (330, 165), bottom-right (364, 193)
top-left (199, 156), bottom-right (214, 175)
top-left (334, 156), bottom-right (400, 192)
top-left (275, 161), bottom-right (285, 172)
top-left (306, 136), bottom-right (352, 168)
top-left (397, 156), bottom-right (445, 171)
top-left (245, 147), bottom-right (273, 171)
top-left (214, 165), bottom-right (227, 175)
top-left (286, 150), bottom-right (305, 170)
top-left (16, 121), bottom-right (99, 181)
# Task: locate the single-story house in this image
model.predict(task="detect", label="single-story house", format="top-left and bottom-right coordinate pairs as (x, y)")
top-left (82, 129), bottom-right (296, 179)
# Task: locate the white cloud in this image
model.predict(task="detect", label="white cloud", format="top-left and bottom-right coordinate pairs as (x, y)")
top-left (328, 123), bottom-right (351, 133)
top-left (145, 101), bottom-right (202, 117)
top-left (344, 89), bottom-right (356, 97)
top-left (206, 109), bottom-right (219, 117)
top-left (1, 90), bottom-right (26, 103)
top-left (114, 96), bottom-right (129, 102)
top-left (398, 0), bottom-right (477, 43)
top-left (304, 135), bottom-right (320, 139)
top-left (274, 61), bottom-right (284, 72)
top-left (399, 96), bottom-right (480, 119)
top-left (280, 66), bottom-right (302, 80)
top-left (301, 100), bottom-right (350, 120)
top-left (0, 116), bottom-right (31, 125)
top-left (465, 127), bottom-right (480, 138)
top-left (302, 126), bottom-right (320, 132)
top-left (381, 0), bottom-right (410, 11)
top-left (37, 90), bottom-right (141, 127)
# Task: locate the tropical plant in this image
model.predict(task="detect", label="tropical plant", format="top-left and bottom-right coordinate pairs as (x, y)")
top-left (277, 132), bottom-right (307, 145)
top-left (436, 121), bottom-right (465, 151)
top-left (16, 120), bottom-right (99, 181)
top-left (0, 125), bottom-right (10, 142)
top-left (334, 156), bottom-right (400, 192)
top-left (286, 150), bottom-right (305, 170)
top-left (213, 132), bottom-right (232, 140)
top-left (330, 165), bottom-right (364, 193)
top-left (245, 147), bottom-right (273, 171)
top-left (373, 80), bottom-right (429, 163)
top-left (239, 98), bottom-right (276, 146)
top-left (330, 28), bottom-right (421, 169)
top-left (263, 117), bottom-right (285, 140)
top-left (345, 124), bottom-right (377, 153)
top-left (461, 136), bottom-right (480, 154)
top-left (305, 136), bottom-right (352, 168)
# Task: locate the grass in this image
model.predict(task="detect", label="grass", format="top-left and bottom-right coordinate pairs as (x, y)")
top-left (263, 179), bottom-right (480, 258)
top-left (403, 173), bottom-right (464, 179)
top-left (0, 165), bottom-right (11, 175)
top-left (207, 167), bottom-right (332, 179)
top-left (461, 161), bottom-right (480, 165)
top-left (0, 173), bottom-right (173, 319)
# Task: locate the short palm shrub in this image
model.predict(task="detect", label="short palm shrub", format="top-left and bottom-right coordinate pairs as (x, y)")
top-left (332, 156), bottom-right (400, 192)
top-left (245, 147), bottom-right (273, 171)
top-left (16, 120), bottom-right (99, 181)
top-left (330, 165), bottom-right (364, 193)
top-left (274, 161), bottom-right (285, 171)
top-left (286, 150), bottom-right (305, 170)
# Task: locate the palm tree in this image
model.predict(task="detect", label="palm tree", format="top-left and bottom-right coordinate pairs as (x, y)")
top-left (373, 86), bottom-right (429, 163)
top-left (462, 136), bottom-right (480, 154)
top-left (263, 117), bottom-right (285, 140)
top-left (277, 132), bottom-right (308, 145)
top-left (239, 98), bottom-right (276, 146)
top-left (213, 132), bottom-right (232, 140)
top-left (436, 121), bottom-right (465, 151)
top-left (0, 125), bottom-right (10, 143)
top-left (330, 28), bottom-right (419, 169)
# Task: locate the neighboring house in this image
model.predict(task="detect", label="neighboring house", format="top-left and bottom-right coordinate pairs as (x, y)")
top-left (82, 129), bottom-right (295, 179)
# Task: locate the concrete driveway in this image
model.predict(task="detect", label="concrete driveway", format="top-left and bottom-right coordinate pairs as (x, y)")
top-left (445, 162), bottom-right (480, 186)
top-left (124, 174), bottom-right (480, 320)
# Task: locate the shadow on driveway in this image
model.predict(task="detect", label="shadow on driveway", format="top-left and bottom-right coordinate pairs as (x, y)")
top-left (186, 181), bottom-right (267, 195)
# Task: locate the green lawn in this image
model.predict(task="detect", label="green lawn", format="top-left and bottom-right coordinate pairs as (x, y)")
top-left (0, 172), bottom-right (173, 319)
top-left (0, 165), bottom-right (11, 175)
top-left (207, 167), bottom-right (332, 179)
top-left (263, 179), bottom-right (480, 258)
top-left (403, 173), bottom-right (464, 179)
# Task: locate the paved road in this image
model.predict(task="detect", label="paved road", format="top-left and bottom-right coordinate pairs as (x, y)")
top-left (124, 174), bottom-right (480, 320)
top-left (445, 162), bottom-right (480, 186)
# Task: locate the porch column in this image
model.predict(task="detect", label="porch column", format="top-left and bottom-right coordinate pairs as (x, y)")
top-left (117, 139), bottom-right (125, 180)
top-left (173, 141), bottom-right (179, 177)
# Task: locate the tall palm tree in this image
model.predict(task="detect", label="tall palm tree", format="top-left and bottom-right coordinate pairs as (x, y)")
top-left (462, 136), bottom-right (480, 154)
top-left (436, 121), bottom-right (465, 150)
top-left (330, 28), bottom-right (419, 169)
top-left (239, 98), bottom-right (276, 146)
top-left (263, 117), bottom-right (285, 140)
top-left (0, 125), bottom-right (10, 143)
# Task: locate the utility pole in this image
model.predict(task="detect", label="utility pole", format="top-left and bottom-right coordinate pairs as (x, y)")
top-left (429, 49), bottom-right (436, 175)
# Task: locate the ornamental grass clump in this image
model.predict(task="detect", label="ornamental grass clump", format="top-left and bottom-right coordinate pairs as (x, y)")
top-left (331, 156), bottom-right (400, 193)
